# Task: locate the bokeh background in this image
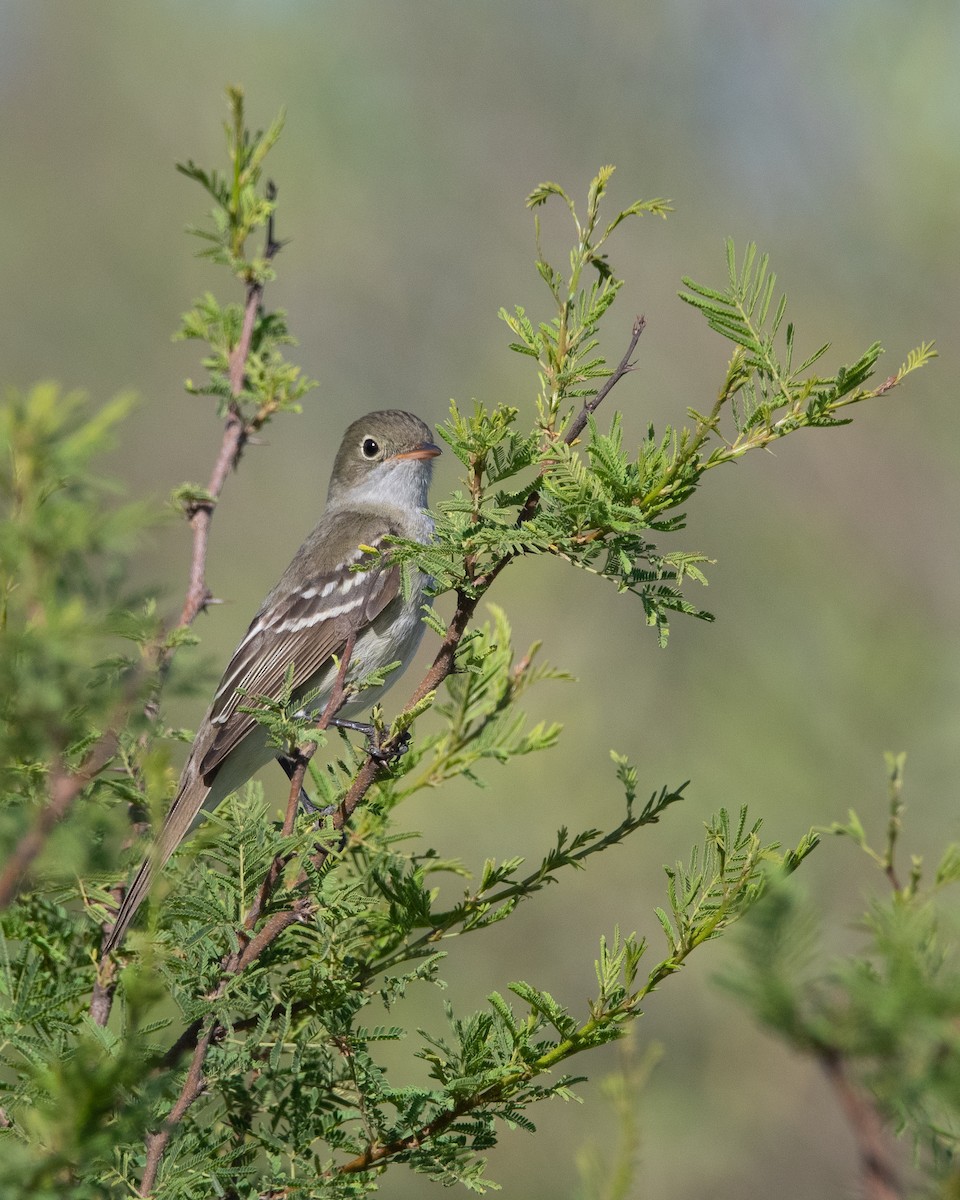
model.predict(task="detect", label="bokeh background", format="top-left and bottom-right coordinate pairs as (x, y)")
top-left (2, 2), bottom-right (957, 1196)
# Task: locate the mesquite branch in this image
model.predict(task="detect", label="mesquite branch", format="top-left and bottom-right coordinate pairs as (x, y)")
top-left (92, 194), bottom-right (287, 1031)
top-left (819, 1049), bottom-right (903, 1200)
top-left (176, 190), bottom-right (283, 634)
top-left (0, 735), bottom-right (119, 910)
top-left (564, 314), bottom-right (645, 446)
top-left (134, 319), bottom-right (643, 1193)
top-left (0, 191), bottom-right (285, 924)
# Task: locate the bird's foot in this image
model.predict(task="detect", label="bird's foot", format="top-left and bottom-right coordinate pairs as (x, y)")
top-left (276, 753), bottom-right (328, 816)
top-left (330, 718), bottom-right (411, 764)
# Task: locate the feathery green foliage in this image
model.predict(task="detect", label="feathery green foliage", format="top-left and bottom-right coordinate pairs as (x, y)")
top-left (0, 92), bottom-right (934, 1198)
top-left (175, 87), bottom-right (314, 424)
top-left (0, 384), bottom-right (158, 881)
top-left (725, 755), bottom-right (960, 1192)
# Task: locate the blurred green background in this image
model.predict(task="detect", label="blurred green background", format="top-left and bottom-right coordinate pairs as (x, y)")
top-left (2, 1), bottom-right (957, 1195)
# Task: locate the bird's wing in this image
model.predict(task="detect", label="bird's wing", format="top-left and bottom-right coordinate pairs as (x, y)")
top-left (101, 519), bottom-right (402, 956)
top-left (198, 526), bottom-right (400, 784)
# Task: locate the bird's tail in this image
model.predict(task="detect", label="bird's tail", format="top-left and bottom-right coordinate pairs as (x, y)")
top-left (101, 764), bottom-right (212, 955)
top-left (102, 721), bottom-right (278, 954)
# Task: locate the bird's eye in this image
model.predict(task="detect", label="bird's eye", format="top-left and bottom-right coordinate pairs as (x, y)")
top-left (361, 436), bottom-right (380, 460)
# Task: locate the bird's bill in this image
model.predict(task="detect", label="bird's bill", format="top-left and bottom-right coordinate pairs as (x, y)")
top-left (391, 441), bottom-right (442, 461)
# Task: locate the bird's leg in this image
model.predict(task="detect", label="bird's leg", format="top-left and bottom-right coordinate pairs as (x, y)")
top-left (276, 753), bottom-right (326, 816)
top-left (279, 632), bottom-right (360, 815)
top-left (275, 754), bottom-right (346, 857)
top-left (312, 631), bottom-right (410, 763)
top-left (316, 631), bottom-right (410, 761)
top-left (276, 631), bottom-right (408, 819)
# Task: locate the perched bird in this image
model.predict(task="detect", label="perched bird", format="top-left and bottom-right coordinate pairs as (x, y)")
top-left (103, 409), bottom-right (440, 953)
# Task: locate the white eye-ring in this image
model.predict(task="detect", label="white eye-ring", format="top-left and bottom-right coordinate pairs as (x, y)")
top-left (361, 436), bottom-right (380, 459)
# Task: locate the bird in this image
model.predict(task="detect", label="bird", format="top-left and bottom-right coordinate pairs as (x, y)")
top-left (103, 409), bottom-right (440, 953)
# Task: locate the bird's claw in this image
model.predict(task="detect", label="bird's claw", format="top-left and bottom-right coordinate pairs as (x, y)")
top-left (367, 729), bottom-right (411, 764)
top-left (329, 718), bottom-right (410, 765)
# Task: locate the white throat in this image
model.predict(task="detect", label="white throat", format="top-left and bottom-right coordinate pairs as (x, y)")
top-left (327, 457), bottom-right (434, 539)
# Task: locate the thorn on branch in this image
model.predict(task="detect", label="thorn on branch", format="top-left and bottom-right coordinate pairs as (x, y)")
top-left (564, 314), bottom-right (646, 446)
top-left (264, 180), bottom-right (283, 260)
top-left (195, 588), bottom-right (216, 616)
top-left (183, 497), bottom-right (215, 522)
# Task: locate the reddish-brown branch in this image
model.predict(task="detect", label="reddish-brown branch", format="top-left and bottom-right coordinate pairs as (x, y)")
top-left (176, 192), bottom-right (281, 634)
top-left (2, 195), bottom-right (284, 931)
top-left (90, 205), bottom-right (287, 1045)
top-left (338, 1104), bottom-right (466, 1175)
top-left (406, 592), bottom-right (479, 707)
top-left (176, 407), bottom-right (247, 629)
top-left (0, 735), bottom-right (119, 909)
top-left (140, 1021), bottom-right (217, 1195)
top-left (137, 837), bottom-right (309, 1196)
top-left (230, 292), bottom-right (262, 398)
top-left (819, 1049), bottom-right (902, 1200)
top-left (336, 1071), bottom-right (511, 1177)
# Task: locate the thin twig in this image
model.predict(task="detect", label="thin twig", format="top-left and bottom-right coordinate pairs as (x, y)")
top-left (96, 198), bottom-right (286, 1040)
top-left (515, 317), bottom-right (646, 527)
top-left (819, 1049), bottom-right (903, 1200)
top-left (335, 1062), bottom-right (523, 1179)
top-left (3, 190), bottom-right (285, 935)
top-left (140, 1022), bottom-right (217, 1195)
top-left (338, 1103), bottom-right (468, 1175)
top-left (0, 735), bottom-right (119, 909)
top-left (176, 406), bottom-right (246, 630)
top-left (563, 315), bottom-right (645, 446)
top-left (173, 185), bottom-right (283, 638)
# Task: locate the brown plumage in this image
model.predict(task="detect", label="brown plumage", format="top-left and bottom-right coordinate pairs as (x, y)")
top-left (103, 410), bottom-right (439, 953)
